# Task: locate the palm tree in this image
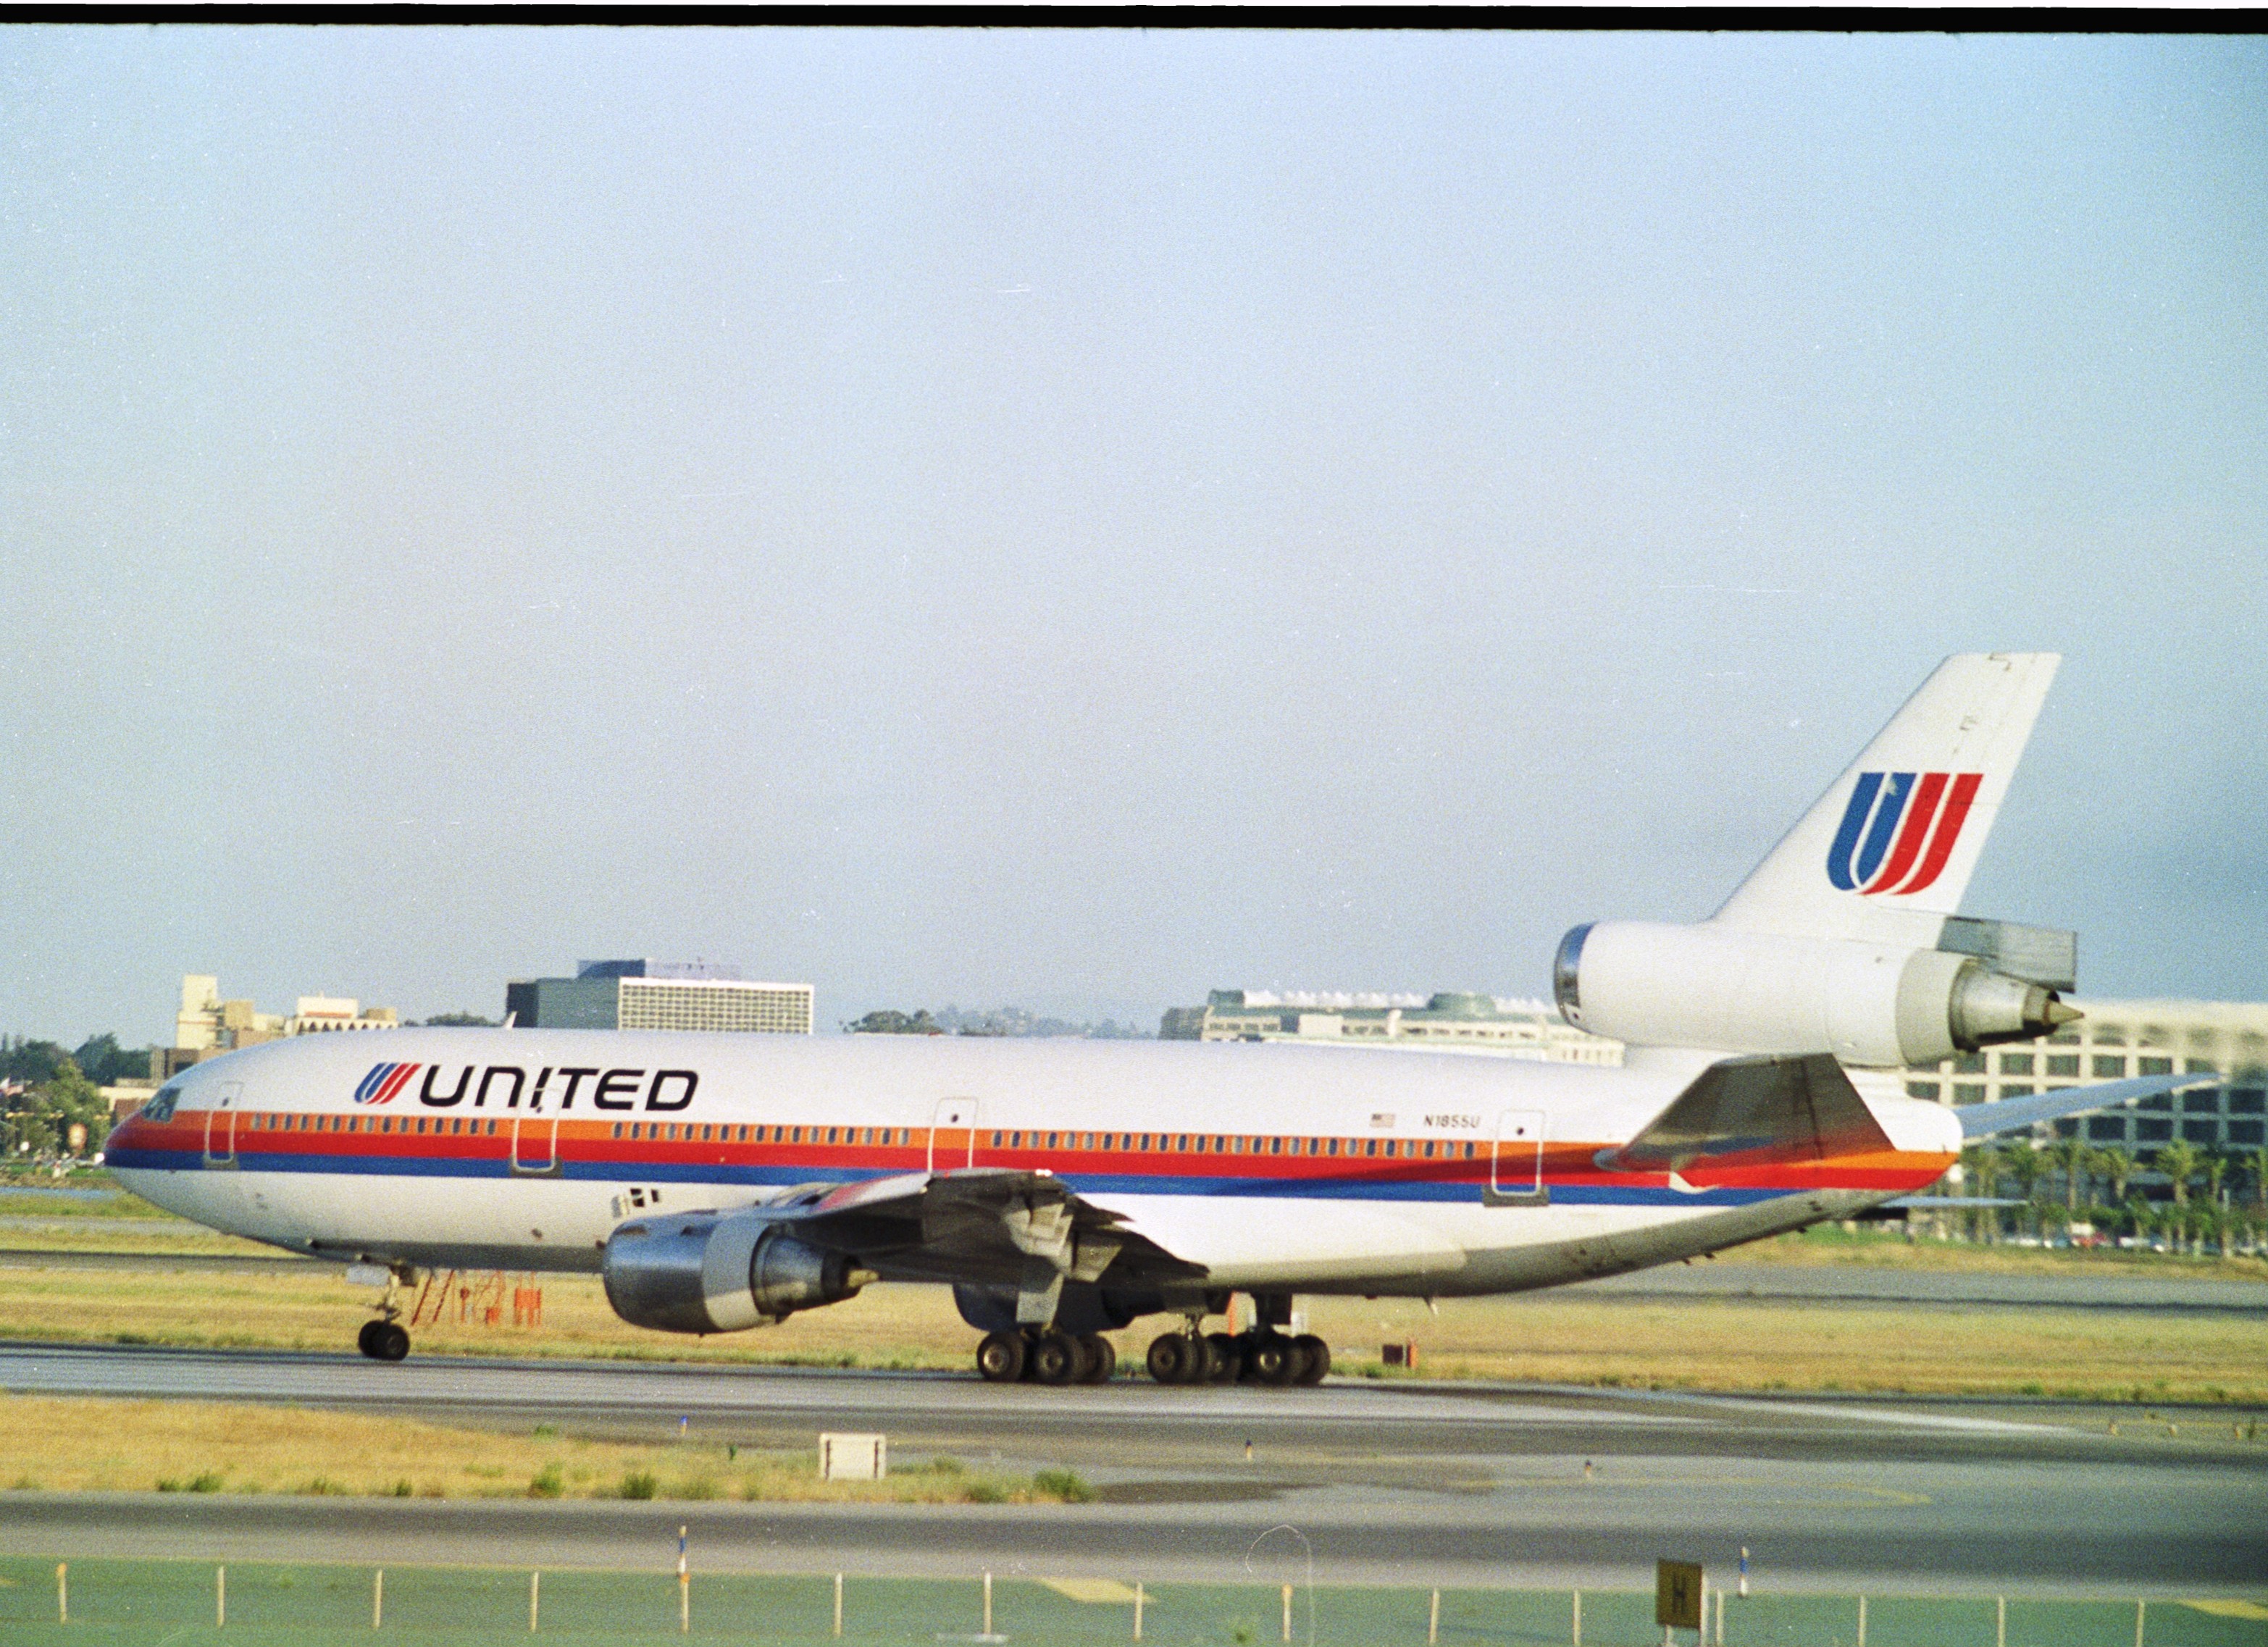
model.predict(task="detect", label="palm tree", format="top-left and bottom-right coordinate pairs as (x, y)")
top-left (2095, 1144), bottom-right (2139, 1208)
top-left (2153, 1140), bottom-right (2206, 1256)
top-left (2049, 1134), bottom-right (2091, 1216)
top-left (1962, 1144), bottom-right (2004, 1244)
top-left (2002, 1145), bottom-right (2048, 1239)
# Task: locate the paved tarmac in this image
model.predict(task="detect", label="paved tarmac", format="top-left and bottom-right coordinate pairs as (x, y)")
top-left (3, 1344), bottom-right (2263, 1597)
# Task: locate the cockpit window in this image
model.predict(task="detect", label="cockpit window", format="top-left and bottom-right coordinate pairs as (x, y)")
top-left (139, 1084), bottom-right (183, 1124)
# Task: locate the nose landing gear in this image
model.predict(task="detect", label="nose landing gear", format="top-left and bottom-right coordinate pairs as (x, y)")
top-left (356, 1318), bottom-right (411, 1362)
top-left (355, 1263), bottom-right (414, 1362)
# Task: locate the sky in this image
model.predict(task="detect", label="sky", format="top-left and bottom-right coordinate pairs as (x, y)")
top-left (2, 29), bottom-right (2263, 1047)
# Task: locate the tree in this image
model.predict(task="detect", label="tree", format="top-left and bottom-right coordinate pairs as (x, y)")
top-left (2001, 1145), bottom-right (2048, 1237)
top-left (422, 1013), bottom-right (496, 1027)
top-left (2048, 1134), bottom-right (2091, 1214)
top-left (1961, 1144), bottom-right (2004, 1244)
top-left (2154, 1139), bottom-right (2204, 1207)
top-left (842, 1010), bottom-right (940, 1036)
top-left (70, 1034), bottom-right (150, 1086)
top-left (2094, 1144), bottom-right (2138, 1207)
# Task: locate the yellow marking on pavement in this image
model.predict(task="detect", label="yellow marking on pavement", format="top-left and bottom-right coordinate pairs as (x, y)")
top-left (1824, 1480), bottom-right (1933, 1506)
top-left (2183, 1601), bottom-right (2268, 1620)
top-left (1044, 1580), bottom-right (1142, 1604)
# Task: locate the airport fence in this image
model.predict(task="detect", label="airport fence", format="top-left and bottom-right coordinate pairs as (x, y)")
top-left (0, 1559), bottom-right (2261, 1646)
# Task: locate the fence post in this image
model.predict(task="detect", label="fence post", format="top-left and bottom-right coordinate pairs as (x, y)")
top-left (2136, 1598), bottom-right (2146, 1647)
top-left (217, 1565), bottom-right (226, 1628)
top-left (1134, 1583), bottom-right (1144, 1642)
top-left (1715, 1585), bottom-right (1724, 1646)
top-left (57, 1562), bottom-right (66, 1625)
top-left (1573, 1588), bottom-right (1581, 1647)
top-left (530, 1571), bottom-right (540, 1633)
top-left (983, 1572), bottom-right (993, 1638)
top-left (374, 1569), bottom-right (384, 1630)
top-left (1429, 1588), bottom-right (1439, 1646)
top-left (1281, 1584), bottom-right (1292, 1643)
top-left (1857, 1593), bottom-right (1866, 1647)
top-left (835, 1572), bottom-right (845, 1638)
top-left (1996, 1596), bottom-right (2005, 1647)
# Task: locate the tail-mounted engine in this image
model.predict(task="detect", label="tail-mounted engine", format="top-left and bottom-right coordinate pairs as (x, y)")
top-left (1554, 917), bottom-right (2078, 1068)
top-left (602, 1210), bottom-right (875, 1334)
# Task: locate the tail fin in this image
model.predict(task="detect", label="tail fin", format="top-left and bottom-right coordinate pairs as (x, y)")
top-left (1711, 653), bottom-right (2059, 942)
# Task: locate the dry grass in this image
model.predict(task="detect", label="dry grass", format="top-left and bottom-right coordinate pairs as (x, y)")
top-left (0, 1393), bottom-right (1060, 1503)
top-left (0, 1259), bottom-right (2261, 1404)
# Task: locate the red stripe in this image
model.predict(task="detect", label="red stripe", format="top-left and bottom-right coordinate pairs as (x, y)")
top-left (1863, 771), bottom-right (1946, 893)
top-left (1891, 772), bottom-right (1981, 894)
top-left (373, 1063), bottom-right (422, 1105)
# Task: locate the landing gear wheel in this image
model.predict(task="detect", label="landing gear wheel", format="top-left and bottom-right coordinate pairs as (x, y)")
top-left (1205, 1332), bottom-right (1242, 1384)
top-left (1146, 1332), bottom-right (1192, 1384)
top-left (1029, 1331), bottom-right (1080, 1386)
top-left (357, 1320), bottom-right (382, 1359)
top-left (1292, 1333), bottom-right (1331, 1386)
top-left (976, 1330), bottom-right (1028, 1383)
top-left (1077, 1334), bottom-right (1115, 1384)
top-left (364, 1320), bottom-right (410, 1362)
top-left (1247, 1335), bottom-right (1294, 1386)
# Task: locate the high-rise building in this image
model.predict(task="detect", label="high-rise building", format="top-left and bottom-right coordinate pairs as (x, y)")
top-left (505, 960), bottom-right (813, 1035)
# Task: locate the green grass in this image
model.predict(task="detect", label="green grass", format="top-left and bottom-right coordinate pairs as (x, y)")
top-left (0, 1561), bottom-right (2260, 1646)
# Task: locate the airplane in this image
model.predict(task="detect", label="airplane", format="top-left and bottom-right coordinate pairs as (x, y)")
top-left (105, 652), bottom-right (2201, 1387)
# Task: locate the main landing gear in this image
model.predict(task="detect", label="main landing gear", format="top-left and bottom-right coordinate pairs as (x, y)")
top-left (974, 1328), bottom-right (1117, 1386)
top-left (1145, 1328), bottom-right (1329, 1386)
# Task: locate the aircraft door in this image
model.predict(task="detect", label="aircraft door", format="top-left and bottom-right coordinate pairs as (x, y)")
top-left (928, 1098), bottom-right (978, 1173)
top-left (201, 1082), bottom-right (243, 1168)
top-left (511, 1116), bottom-right (560, 1176)
top-left (1486, 1108), bottom-right (1549, 1207)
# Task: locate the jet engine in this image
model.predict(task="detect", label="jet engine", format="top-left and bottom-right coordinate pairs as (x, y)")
top-left (602, 1210), bottom-right (874, 1334)
top-left (1553, 920), bottom-right (2077, 1068)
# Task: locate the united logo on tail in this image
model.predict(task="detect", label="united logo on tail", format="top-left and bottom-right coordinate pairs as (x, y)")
top-left (1825, 771), bottom-right (1982, 895)
top-left (353, 1063), bottom-right (423, 1105)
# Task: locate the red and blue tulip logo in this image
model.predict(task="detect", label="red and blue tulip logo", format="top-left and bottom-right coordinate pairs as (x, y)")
top-left (353, 1063), bottom-right (422, 1105)
top-left (1826, 771), bottom-right (1981, 896)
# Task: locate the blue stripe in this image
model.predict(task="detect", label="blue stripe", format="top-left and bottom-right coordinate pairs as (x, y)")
top-left (1825, 772), bottom-right (1883, 890)
top-left (1851, 770), bottom-right (1914, 887)
top-left (108, 1147), bottom-right (1791, 1208)
top-left (351, 1065), bottom-right (392, 1105)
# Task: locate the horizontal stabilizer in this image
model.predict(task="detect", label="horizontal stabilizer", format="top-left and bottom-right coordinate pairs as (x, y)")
top-left (1955, 1073), bottom-right (2214, 1140)
top-left (1606, 1052), bottom-right (1895, 1175)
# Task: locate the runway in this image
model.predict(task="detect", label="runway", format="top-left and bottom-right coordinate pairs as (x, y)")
top-left (4, 1343), bottom-right (2263, 1596)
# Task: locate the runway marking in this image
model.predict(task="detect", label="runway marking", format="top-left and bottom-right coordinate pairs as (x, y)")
top-left (2184, 1600), bottom-right (2268, 1619)
top-left (1824, 1480), bottom-right (1932, 1506)
top-left (1043, 1578), bottom-right (1141, 1603)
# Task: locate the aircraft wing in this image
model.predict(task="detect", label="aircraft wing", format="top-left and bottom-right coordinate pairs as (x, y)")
top-left (750, 1168), bottom-right (1206, 1290)
top-left (1954, 1073), bottom-right (2212, 1140)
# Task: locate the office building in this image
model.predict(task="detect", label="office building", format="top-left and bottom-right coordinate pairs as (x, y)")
top-left (158, 975), bottom-right (398, 1078)
top-left (1160, 990), bottom-right (1623, 1065)
top-left (506, 960), bottom-right (814, 1034)
top-left (1904, 997), bottom-right (2268, 1150)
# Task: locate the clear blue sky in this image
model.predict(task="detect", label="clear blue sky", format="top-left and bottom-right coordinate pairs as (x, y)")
top-left (2, 29), bottom-right (2261, 1044)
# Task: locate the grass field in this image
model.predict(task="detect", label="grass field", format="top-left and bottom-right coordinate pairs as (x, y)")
top-left (0, 1560), bottom-right (2260, 1647)
top-left (1, 1256), bottom-right (2263, 1404)
top-left (0, 1393), bottom-right (1070, 1503)
top-left (3, 1175), bottom-right (2265, 1403)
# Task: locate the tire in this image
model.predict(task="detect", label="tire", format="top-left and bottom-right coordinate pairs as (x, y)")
top-left (1292, 1334), bottom-right (1330, 1386)
top-left (1247, 1336), bottom-right (1294, 1386)
top-left (1030, 1331), bottom-right (1080, 1386)
top-left (1079, 1334), bottom-right (1115, 1384)
top-left (1205, 1332), bottom-right (1242, 1384)
top-left (976, 1330), bottom-right (1027, 1383)
top-left (1146, 1333), bottom-right (1189, 1384)
top-left (356, 1320), bottom-right (382, 1359)
top-left (371, 1321), bottom-right (411, 1363)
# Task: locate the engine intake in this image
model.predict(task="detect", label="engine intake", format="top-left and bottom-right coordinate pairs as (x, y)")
top-left (603, 1210), bottom-right (874, 1334)
top-left (1554, 920), bottom-right (2077, 1068)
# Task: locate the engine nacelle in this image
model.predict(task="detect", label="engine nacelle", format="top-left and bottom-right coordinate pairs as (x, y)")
top-left (602, 1210), bottom-right (874, 1335)
top-left (1554, 920), bottom-right (2075, 1068)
